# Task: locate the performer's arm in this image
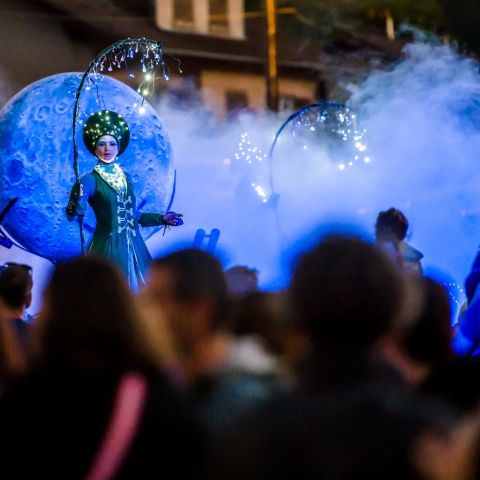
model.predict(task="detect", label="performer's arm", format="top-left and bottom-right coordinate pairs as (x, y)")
top-left (66, 174), bottom-right (96, 220)
top-left (138, 212), bottom-right (183, 227)
top-left (126, 173), bottom-right (183, 227)
top-left (137, 212), bottom-right (164, 227)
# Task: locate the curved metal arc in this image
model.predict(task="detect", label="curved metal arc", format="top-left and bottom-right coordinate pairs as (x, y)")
top-left (267, 101), bottom-right (347, 196)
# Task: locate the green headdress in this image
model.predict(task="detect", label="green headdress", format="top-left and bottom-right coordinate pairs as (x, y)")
top-left (83, 110), bottom-right (130, 155)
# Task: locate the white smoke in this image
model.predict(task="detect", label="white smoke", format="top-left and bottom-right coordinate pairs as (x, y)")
top-left (349, 43), bottom-right (480, 286)
top-left (145, 42), bottom-right (480, 299)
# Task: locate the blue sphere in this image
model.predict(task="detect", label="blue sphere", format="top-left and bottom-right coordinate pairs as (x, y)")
top-left (0, 73), bottom-right (174, 261)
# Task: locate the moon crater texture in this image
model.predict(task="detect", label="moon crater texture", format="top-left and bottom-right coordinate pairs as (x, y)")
top-left (0, 73), bottom-right (174, 261)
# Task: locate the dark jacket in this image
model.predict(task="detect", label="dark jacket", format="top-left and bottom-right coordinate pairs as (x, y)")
top-left (0, 364), bottom-right (205, 479)
top-left (210, 387), bottom-right (451, 480)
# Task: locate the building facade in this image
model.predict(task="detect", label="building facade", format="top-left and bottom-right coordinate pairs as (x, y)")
top-left (0, 0), bottom-right (401, 119)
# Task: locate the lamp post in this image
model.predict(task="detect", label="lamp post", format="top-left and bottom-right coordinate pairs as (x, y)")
top-left (265, 0), bottom-right (279, 112)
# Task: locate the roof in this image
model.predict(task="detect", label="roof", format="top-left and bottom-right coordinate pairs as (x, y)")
top-left (11, 0), bottom-right (403, 74)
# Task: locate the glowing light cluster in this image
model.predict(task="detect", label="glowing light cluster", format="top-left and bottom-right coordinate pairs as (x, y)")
top-left (234, 132), bottom-right (268, 165)
top-left (233, 132), bottom-right (270, 203)
top-left (251, 182), bottom-right (268, 203)
top-left (290, 103), bottom-right (371, 171)
top-left (79, 38), bottom-right (180, 112)
top-left (442, 281), bottom-right (466, 311)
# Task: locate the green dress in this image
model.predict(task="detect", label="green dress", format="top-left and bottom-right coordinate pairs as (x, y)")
top-left (67, 162), bottom-right (164, 289)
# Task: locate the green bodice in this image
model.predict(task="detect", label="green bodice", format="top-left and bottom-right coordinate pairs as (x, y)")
top-left (67, 163), bottom-right (164, 289)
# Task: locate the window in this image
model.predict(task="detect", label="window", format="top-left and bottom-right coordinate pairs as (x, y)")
top-left (279, 95), bottom-right (310, 112)
top-left (155, 0), bottom-right (245, 38)
top-left (173, 0), bottom-right (194, 28)
top-left (209, 0), bottom-right (229, 35)
top-left (167, 78), bottom-right (200, 108)
top-left (226, 90), bottom-right (248, 112)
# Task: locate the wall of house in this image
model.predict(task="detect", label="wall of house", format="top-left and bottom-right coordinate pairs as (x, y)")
top-left (201, 69), bottom-right (317, 118)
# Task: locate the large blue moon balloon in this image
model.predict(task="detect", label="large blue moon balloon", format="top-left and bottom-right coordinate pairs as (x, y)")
top-left (0, 73), bottom-right (174, 261)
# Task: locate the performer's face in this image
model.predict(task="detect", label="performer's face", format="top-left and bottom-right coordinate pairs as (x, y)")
top-left (95, 135), bottom-right (118, 163)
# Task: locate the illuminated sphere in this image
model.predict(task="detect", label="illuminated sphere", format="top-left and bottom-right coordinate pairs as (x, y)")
top-left (289, 102), bottom-right (366, 165)
top-left (0, 73), bottom-right (174, 261)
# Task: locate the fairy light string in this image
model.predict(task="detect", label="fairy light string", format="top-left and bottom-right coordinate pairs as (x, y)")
top-left (233, 132), bottom-right (269, 203)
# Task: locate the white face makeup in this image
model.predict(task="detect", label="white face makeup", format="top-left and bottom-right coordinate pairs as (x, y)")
top-left (95, 135), bottom-right (119, 163)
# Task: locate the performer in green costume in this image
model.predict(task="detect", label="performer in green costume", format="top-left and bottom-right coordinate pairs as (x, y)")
top-left (66, 110), bottom-right (182, 290)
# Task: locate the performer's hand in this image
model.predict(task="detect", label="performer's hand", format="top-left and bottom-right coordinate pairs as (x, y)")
top-left (163, 212), bottom-right (184, 226)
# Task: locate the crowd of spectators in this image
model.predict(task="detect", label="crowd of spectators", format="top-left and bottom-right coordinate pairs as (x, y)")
top-left (0, 207), bottom-right (480, 479)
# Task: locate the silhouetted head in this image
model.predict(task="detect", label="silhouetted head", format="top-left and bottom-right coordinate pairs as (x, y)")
top-left (150, 248), bottom-right (228, 330)
top-left (290, 235), bottom-right (402, 357)
top-left (35, 255), bottom-right (162, 372)
top-left (229, 291), bottom-right (291, 356)
top-left (146, 249), bottom-right (229, 362)
top-left (0, 263), bottom-right (33, 311)
top-left (375, 208), bottom-right (409, 243)
top-left (224, 265), bottom-right (259, 297)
